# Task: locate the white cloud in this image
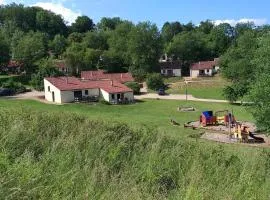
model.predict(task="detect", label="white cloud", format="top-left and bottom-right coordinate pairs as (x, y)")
top-left (213, 18), bottom-right (267, 26)
top-left (32, 2), bottom-right (81, 25)
top-left (0, 0), bottom-right (5, 5)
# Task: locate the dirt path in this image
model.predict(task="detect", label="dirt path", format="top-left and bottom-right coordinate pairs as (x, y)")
top-left (3, 90), bottom-right (58, 104)
top-left (135, 93), bottom-right (229, 103)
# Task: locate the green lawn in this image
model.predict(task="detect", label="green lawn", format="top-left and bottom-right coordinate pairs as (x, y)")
top-left (0, 98), bottom-right (253, 136)
top-left (0, 75), bottom-right (10, 79)
top-left (166, 76), bottom-right (230, 100)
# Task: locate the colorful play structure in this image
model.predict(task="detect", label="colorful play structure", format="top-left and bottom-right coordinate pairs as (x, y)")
top-left (200, 110), bottom-right (235, 127)
top-left (199, 110), bottom-right (264, 143)
top-left (233, 123), bottom-right (264, 143)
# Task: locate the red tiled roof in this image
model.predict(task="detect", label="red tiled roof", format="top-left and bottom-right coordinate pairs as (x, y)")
top-left (7, 61), bottom-right (22, 68)
top-left (81, 70), bottom-right (134, 83)
top-left (45, 77), bottom-right (132, 93)
top-left (190, 61), bottom-right (216, 70)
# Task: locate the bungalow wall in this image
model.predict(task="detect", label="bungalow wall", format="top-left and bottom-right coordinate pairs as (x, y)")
top-left (161, 69), bottom-right (181, 77)
top-left (44, 79), bottom-right (62, 103)
top-left (190, 69), bottom-right (213, 78)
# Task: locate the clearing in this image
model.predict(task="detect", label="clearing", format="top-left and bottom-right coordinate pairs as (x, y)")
top-left (166, 76), bottom-right (229, 100)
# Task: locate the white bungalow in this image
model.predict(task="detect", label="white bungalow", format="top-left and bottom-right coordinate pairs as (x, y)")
top-left (44, 77), bottom-right (134, 104)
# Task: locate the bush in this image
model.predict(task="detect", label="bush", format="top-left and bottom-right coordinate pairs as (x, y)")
top-left (100, 99), bottom-right (111, 105)
top-left (146, 73), bottom-right (164, 90)
top-left (125, 82), bottom-right (140, 94)
top-left (1, 79), bottom-right (27, 94)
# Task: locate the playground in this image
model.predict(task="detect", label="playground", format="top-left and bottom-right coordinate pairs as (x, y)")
top-left (185, 110), bottom-right (270, 147)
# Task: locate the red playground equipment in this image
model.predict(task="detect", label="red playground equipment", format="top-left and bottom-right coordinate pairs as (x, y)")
top-left (200, 111), bottom-right (217, 127)
top-left (200, 110), bottom-right (235, 127)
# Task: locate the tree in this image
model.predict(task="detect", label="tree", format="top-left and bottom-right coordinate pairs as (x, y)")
top-left (71, 16), bottom-right (94, 33)
top-left (0, 32), bottom-right (10, 68)
top-left (67, 32), bottom-right (84, 43)
top-left (210, 23), bottom-right (234, 55)
top-left (125, 82), bottom-right (140, 94)
top-left (0, 3), bottom-right (36, 31)
top-left (100, 50), bottom-right (127, 72)
top-left (146, 73), bottom-right (164, 90)
top-left (249, 74), bottom-right (270, 132)
top-left (35, 9), bottom-right (67, 37)
top-left (235, 22), bottom-right (255, 37)
top-left (97, 17), bottom-right (123, 30)
top-left (246, 33), bottom-right (270, 131)
top-left (183, 22), bottom-right (195, 32)
top-left (64, 43), bottom-right (86, 75)
top-left (108, 21), bottom-right (134, 65)
top-left (167, 31), bottom-right (212, 62)
top-left (49, 34), bottom-right (67, 57)
top-left (221, 31), bottom-right (257, 101)
top-left (83, 48), bottom-right (102, 70)
top-left (198, 20), bottom-right (214, 34)
top-left (30, 58), bottom-right (62, 90)
top-left (128, 22), bottom-right (162, 74)
top-left (82, 31), bottom-right (108, 50)
top-left (12, 31), bottom-right (48, 73)
top-left (161, 21), bottom-right (183, 43)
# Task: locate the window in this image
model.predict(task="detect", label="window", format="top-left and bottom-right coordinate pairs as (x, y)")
top-left (48, 86), bottom-right (50, 92)
top-left (85, 90), bottom-right (88, 95)
top-left (207, 69), bottom-right (210, 73)
top-left (112, 94), bottom-right (115, 99)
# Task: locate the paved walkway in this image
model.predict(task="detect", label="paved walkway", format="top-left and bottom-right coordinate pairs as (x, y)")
top-left (135, 93), bottom-right (229, 103)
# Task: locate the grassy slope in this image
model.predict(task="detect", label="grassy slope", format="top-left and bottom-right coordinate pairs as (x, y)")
top-left (0, 99), bottom-right (253, 136)
top-left (0, 107), bottom-right (269, 199)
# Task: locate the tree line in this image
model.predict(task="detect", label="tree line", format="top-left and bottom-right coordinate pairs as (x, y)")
top-left (0, 3), bottom-right (243, 77)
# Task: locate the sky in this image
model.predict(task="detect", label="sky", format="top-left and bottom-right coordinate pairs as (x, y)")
top-left (1, 0), bottom-right (269, 27)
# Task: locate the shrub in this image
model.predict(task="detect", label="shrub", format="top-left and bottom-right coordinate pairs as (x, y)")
top-left (146, 73), bottom-right (164, 90)
top-left (125, 82), bottom-right (140, 94)
top-left (1, 79), bottom-right (26, 94)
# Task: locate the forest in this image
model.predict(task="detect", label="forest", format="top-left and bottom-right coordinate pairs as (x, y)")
top-left (1, 3), bottom-right (270, 130)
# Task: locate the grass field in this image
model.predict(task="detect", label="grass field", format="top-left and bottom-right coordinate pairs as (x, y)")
top-left (0, 98), bottom-right (253, 136)
top-left (0, 75), bottom-right (11, 79)
top-left (0, 101), bottom-right (269, 199)
top-left (166, 76), bottom-right (229, 100)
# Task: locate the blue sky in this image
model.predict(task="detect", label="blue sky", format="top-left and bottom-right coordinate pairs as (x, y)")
top-left (1, 0), bottom-right (269, 27)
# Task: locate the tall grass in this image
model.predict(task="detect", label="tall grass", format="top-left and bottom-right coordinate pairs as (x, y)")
top-left (0, 108), bottom-right (270, 199)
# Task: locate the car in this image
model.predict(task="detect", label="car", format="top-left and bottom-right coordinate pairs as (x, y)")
top-left (157, 88), bottom-right (165, 95)
top-left (0, 88), bottom-right (15, 96)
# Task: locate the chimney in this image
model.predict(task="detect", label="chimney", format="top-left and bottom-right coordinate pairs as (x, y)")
top-left (121, 73), bottom-right (123, 79)
top-left (111, 80), bottom-right (113, 86)
top-left (66, 76), bottom-right (68, 84)
top-left (91, 71), bottom-right (93, 77)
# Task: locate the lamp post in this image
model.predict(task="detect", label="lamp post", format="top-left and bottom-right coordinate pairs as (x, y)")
top-left (185, 81), bottom-right (188, 101)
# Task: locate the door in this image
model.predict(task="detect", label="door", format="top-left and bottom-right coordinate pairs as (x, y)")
top-left (52, 92), bottom-right (55, 102)
top-left (167, 69), bottom-right (173, 76)
top-left (74, 91), bottom-right (82, 101)
top-left (117, 94), bottom-right (121, 100)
